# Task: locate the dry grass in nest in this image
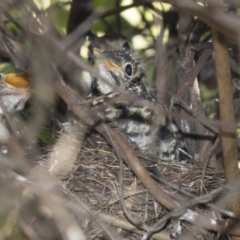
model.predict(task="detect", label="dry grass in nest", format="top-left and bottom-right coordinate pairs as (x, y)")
top-left (63, 132), bottom-right (225, 237)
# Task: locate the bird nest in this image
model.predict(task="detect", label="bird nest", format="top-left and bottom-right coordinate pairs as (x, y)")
top-left (62, 132), bottom-right (225, 239)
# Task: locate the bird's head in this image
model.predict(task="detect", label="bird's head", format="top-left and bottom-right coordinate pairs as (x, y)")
top-left (0, 72), bottom-right (31, 115)
top-left (91, 48), bottom-right (138, 95)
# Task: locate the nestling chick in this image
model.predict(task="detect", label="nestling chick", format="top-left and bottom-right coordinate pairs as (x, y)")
top-left (0, 72), bottom-right (30, 119)
top-left (90, 48), bottom-right (179, 160)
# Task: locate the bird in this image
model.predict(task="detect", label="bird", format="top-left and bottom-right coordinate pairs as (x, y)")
top-left (89, 48), bottom-right (180, 160)
top-left (0, 72), bottom-right (30, 119)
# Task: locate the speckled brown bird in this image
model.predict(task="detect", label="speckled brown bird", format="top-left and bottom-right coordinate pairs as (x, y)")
top-left (90, 48), bottom-right (180, 160)
top-left (0, 72), bottom-right (30, 119)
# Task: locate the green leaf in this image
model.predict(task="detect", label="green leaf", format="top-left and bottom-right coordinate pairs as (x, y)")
top-left (38, 127), bottom-right (56, 145)
top-left (46, 3), bottom-right (69, 35)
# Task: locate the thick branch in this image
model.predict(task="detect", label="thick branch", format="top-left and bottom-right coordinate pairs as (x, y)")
top-left (211, 8), bottom-right (240, 237)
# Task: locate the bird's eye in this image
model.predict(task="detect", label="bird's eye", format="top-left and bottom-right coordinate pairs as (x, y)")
top-left (122, 41), bottom-right (131, 52)
top-left (125, 63), bottom-right (133, 77)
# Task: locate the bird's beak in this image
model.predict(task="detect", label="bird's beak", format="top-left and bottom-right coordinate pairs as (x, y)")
top-left (2, 73), bottom-right (30, 89)
top-left (93, 48), bottom-right (124, 76)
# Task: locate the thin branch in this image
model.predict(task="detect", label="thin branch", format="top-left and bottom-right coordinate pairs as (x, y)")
top-left (176, 48), bottom-right (213, 99)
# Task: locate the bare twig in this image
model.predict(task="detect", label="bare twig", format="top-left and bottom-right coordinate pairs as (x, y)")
top-left (176, 48), bottom-right (213, 99)
top-left (96, 212), bottom-right (171, 240)
top-left (0, 96), bottom-right (18, 134)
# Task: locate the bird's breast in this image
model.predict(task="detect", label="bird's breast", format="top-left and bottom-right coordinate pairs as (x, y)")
top-left (0, 93), bottom-right (29, 117)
